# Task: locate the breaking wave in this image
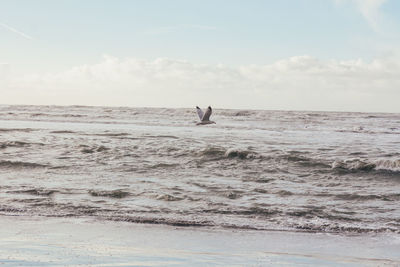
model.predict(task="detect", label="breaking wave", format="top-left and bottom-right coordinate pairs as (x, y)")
top-left (198, 146), bottom-right (259, 160)
top-left (332, 158), bottom-right (400, 174)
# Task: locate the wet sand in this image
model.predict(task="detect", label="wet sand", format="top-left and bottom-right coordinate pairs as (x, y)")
top-left (0, 216), bottom-right (399, 266)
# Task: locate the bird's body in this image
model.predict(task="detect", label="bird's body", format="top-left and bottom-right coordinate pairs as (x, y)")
top-left (196, 120), bottom-right (215, 125)
top-left (196, 106), bottom-right (216, 125)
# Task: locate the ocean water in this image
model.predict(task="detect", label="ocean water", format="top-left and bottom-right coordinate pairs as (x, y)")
top-left (0, 105), bottom-right (399, 234)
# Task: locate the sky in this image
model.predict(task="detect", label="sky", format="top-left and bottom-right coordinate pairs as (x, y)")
top-left (1, 0), bottom-right (400, 112)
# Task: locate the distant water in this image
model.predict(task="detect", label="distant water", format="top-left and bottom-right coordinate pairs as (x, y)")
top-left (0, 105), bottom-right (399, 234)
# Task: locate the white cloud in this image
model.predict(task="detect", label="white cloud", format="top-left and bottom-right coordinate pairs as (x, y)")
top-left (2, 55), bottom-right (400, 112)
top-left (335, 0), bottom-right (387, 32)
top-left (354, 0), bottom-right (386, 31)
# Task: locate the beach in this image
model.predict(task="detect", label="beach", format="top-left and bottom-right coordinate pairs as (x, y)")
top-left (3, 0), bottom-right (400, 265)
top-left (1, 215), bottom-right (399, 266)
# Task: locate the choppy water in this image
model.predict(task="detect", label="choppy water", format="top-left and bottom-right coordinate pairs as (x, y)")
top-left (0, 105), bottom-right (399, 234)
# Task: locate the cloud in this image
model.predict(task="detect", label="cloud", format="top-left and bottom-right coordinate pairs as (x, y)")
top-left (0, 22), bottom-right (33, 40)
top-left (353, 0), bottom-right (386, 31)
top-left (335, 0), bottom-right (387, 32)
top-left (2, 55), bottom-right (400, 112)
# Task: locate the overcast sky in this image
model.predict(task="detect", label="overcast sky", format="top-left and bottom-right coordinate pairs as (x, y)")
top-left (1, 0), bottom-right (399, 112)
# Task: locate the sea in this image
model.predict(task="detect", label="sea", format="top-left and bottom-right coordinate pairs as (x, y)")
top-left (0, 104), bottom-right (399, 234)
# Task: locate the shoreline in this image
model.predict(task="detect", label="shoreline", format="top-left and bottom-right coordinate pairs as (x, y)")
top-left (0, 215), bottom-right (399, 266)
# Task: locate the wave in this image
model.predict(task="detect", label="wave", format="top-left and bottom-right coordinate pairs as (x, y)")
top-left (217, 109), bottom-right (257, 117)
top-left (0, 200), bottom-right (398, 233)
top-left (80, 145), bottom-right (109, 154)
top-left (336, 128), bottom-right (400, 135)
top-left (0, 141), bottom-right (44, 149)
top-left (375, 159), bottom-right (400, 172)
top-left (93, 132), bottom-right (130, 137)
top-left (283, 154), bottom-right (331, 168)
top-left (225, 148), bottom-right (253, 159)
top-left (198, 146), bottom-right (225, 157)
top-left (202, 206), bottom-right (280, 217)
top-left (31, 112), bottom-right (86, 118)
top-left (89, 189), bottom-right (130, 198)
top-left (0, 160), bottom-right (49, 169)
top-left (0, 141), bottom-right (31, 149)
top-left (107, 210), bottom-right (399, 233)
top-left (197, 148), bottom-right (365, 172)
top-left (97, 215), bottom-right (400, 233)
top-left (150, 163), bottom-right (179, 169)
top-left (9, 188), bottom-right (58, 196)
top-left (292, 223), bottom-right (398, 234)
top-left (106, 215), bottom-right (215, 228)
top-left (156, 194), bottom-right (184, 201)
top-left (0, 128), bottom-right (35, 132)
top-left (333, 193), bottom-right (400, 201)
top-left (232, 110), bottom-right (255, 117)
top-left (61, 113), bottom-right (86, 118)
top-left (143, 135), bottom-right (179, 139)
top-left (276, 153), bottom-right (400, 174)
top-left (198, 147), bottom-right (260, 160)
top-left (50, 130), bottom-right (77, 134)
top-left (30, 113), bottom-right (47, 117)
top-left (332, 158), bottom-right (400, 174)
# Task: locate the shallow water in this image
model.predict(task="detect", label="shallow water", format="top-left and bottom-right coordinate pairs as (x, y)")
top-left (0, 105), bottom-right (399, 233)
top-left (2, 216), bottom-right (399, 266)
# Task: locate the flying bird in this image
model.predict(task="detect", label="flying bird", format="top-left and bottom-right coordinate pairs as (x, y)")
top-left (196, 106), bottom-right (216, 125)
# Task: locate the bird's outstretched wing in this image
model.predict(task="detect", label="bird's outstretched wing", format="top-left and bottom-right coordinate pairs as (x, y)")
top-left (196, 106), bottom-right (204, 120)
top-left (202, 106), bottom-right (212, 121)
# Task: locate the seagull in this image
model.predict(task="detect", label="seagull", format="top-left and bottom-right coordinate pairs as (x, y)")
top-left (196, 106), bottom-right (216, 125)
